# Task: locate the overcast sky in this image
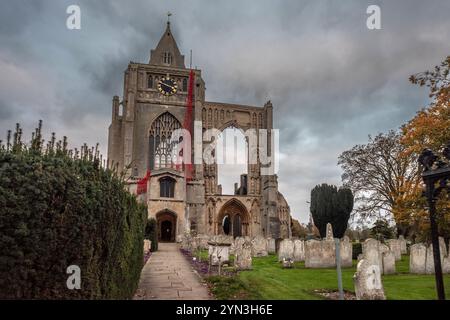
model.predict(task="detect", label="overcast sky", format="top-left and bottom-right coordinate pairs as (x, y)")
top-left (1, 0), bottom-right (449, 223)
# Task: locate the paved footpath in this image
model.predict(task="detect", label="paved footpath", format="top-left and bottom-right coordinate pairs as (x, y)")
top-left (134, 242), bottom-right (212, 300)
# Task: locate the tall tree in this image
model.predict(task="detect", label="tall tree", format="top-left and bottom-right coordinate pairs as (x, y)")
top-left (338, 131), bottom-right (420, 233)
top-left (310, 184), bottom-right (354, 238)
top-left (400, 56), bottom-right (450, 241)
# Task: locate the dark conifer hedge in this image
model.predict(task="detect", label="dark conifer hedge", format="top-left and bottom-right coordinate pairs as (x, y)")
top-left (0, 122), bottom-right (147, 299)
top-left (144, 218), bottom-right (158, 252)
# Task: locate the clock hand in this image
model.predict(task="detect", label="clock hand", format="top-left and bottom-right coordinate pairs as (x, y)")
top-left (161, 82), bottom-right (175, 90)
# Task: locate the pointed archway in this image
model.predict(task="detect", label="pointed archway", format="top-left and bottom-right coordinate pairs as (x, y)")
top-left (156, 210), bottom-right (177, 242)
top-left (217, 199), bottom-right (249, 238)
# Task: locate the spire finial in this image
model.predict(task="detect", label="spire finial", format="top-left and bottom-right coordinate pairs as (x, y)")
top-left (167, 11), bottom-right (172, 25)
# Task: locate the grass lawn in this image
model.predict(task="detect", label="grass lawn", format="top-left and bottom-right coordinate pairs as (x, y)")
top-left (205, 254), bottom-right (450, 300)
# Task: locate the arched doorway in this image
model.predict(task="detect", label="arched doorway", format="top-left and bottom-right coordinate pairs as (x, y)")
top-left (156, 210), bottom-right (177, 242)
top-left (217, 199), bottom-right (249, 238)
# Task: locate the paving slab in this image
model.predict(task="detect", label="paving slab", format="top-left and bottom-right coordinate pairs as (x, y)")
top-left (134, 243), bottom-right (211, 300)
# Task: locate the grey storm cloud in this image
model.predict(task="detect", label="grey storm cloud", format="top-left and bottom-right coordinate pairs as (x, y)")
top-left (0, 0), bottom-right (449, 223)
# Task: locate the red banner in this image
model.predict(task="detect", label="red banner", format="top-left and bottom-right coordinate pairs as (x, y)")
top-left (136, 170), bottom-right (151, 195)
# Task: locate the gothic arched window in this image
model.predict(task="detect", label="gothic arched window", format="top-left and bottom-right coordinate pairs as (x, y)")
top-left (160, 177), bottom-right (175, 198)
top-left (149, 112), bottom-right (182, 170)
top-left (182, 78), bottom-right (188, 92)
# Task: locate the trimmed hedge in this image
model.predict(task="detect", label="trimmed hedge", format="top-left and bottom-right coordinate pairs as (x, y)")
top-left (145, 218), bottom-right (158, 252)
top-left (0, 123), bottom-right (147, 299)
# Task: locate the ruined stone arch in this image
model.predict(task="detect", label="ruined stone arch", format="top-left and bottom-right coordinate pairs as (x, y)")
top-left (217, 198), bottom-right (250, 237)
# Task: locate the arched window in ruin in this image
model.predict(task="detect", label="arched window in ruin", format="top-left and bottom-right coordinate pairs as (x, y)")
top-left (149, 112), bottom-right (182, 170)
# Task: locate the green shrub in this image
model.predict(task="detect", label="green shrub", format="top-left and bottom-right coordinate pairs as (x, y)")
top-left (145, 218), bottom-right (158, 251)
top-left (0, 122), bottom-right (147, 299)
top-left (352, 242), bottom-right (363, 260)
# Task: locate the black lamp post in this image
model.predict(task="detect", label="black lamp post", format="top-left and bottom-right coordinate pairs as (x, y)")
top-left (418, 142), bottom-right (450, 300)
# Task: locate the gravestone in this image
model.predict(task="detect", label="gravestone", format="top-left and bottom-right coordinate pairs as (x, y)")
top-left (382, 251), bottom-right (396, 275)
top-left (409, 243), bottom-right (427, 274)
top-left (362, 239), bottom-right (383, 274)
top-left (278, 239), bottom-right (295, 261)
top-left (251, 236), bottom-right (268, 257)
top-left (353, 259), bottom-right (386, 300)
top-left (234, 239), bottom-right (252, 270)
top-left (340, 236), bottom-right (353, 268)
top-left (267, 238), bottom-right (276, 254)
top-left (425, 244), bottom-right (435, 274)
top-left (398, 235), bottom-right (407, 254)
top-left (293, 239), bottom-right (305, 262)
top-left (326, 223), bottom-right (334, 240)
top-left (208, 239), bottom-right (232, 266)
top-left (305, 239), bottom-right (336, 268)
top-left (387, 239), bottom-right (402, 261)
top-left (439, 237), bottom-right (448, 258)
top-left (443, 255), bottom-right (450, 274)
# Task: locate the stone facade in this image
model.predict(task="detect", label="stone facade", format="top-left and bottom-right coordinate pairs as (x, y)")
top-left (107, 21), bottom-right (292, 242)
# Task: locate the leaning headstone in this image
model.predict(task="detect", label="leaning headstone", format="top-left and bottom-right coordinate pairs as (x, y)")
top-left (409, 243), bottom-right (427, 274)
top-left (234, 239), bottom-right (252, 270)
top-left (387, 239), bottom-right (402, 261)
top-left (398, 235), bottom-right (407, 254)
top-left (353, 259), bottom-right (386, 300)
top-left (278, 239), bottom-right (295, 261)
top-left (267, 238), bottom-right (276, 254)
top-left (326, 223), bottom-right (334, 240)
top-left (362, 239), bottom-right (383, 274)
top-left (251, 236), bottom-right (268, 257)
top-left (382, 251), bottom-right (396, 275)
top-left (293, 239), bottom-right (305, 262)
top-left (340, 236), bottom-right (353, 268)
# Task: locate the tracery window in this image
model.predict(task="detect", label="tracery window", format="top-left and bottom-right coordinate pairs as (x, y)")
top-left (149, 112), bottom-right (182, 170)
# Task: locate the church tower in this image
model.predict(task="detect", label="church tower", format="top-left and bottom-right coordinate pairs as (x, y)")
top-left (108, 19), bottom-right (291, 243)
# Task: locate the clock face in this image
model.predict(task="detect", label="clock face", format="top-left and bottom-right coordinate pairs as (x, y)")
top-left (158, 77), bottom-right (178, 96)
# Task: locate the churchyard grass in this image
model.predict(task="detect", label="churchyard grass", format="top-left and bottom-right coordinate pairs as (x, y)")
top-left (206, 254), bottom-right (450, 300)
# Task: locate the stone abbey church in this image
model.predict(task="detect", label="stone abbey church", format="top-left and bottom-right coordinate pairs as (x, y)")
top-left (108, 21), bottom-right (292, 242)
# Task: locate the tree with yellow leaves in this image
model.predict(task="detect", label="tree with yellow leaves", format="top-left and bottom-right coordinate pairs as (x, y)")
top-left (400, 56), bottom-right (450, 241)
